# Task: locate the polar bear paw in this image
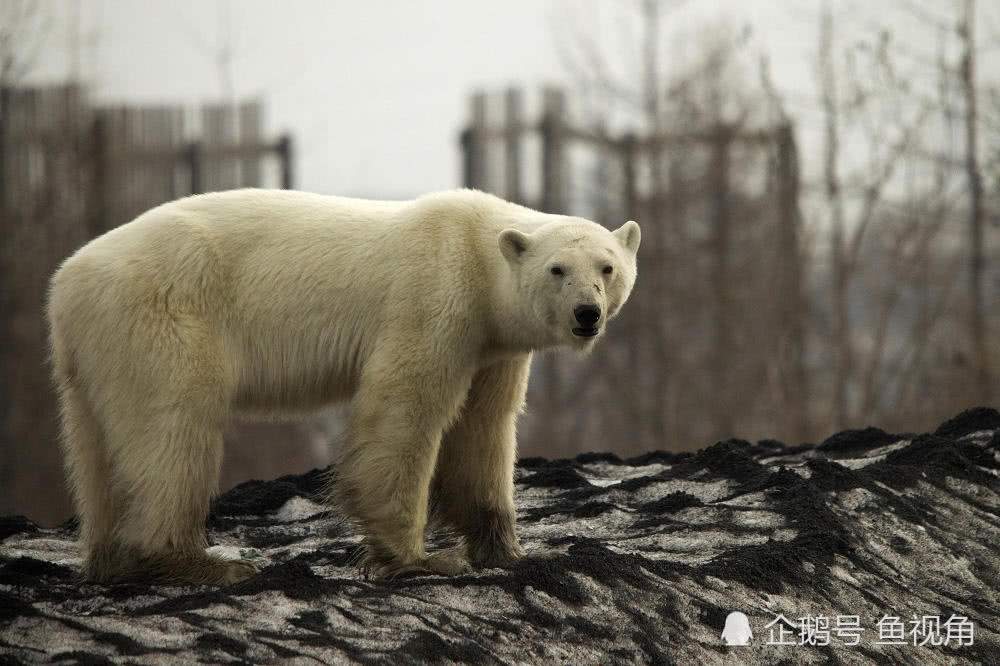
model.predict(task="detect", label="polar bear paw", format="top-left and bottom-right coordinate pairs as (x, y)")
top-left (212, 558), bottom-right (259, 585)
top-left (423, 546), bottom-right (473, 576)
top-left (359, 545), bottom-right (471, 581)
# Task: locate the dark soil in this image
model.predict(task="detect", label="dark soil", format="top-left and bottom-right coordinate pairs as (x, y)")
top-left (2, 408), bottom-right (998, 663)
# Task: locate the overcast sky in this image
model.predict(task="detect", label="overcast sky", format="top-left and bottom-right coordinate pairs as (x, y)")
top-left (19, 1), bottom-right (810, 197)
top-left (23, 1), bottom-right (995, 200)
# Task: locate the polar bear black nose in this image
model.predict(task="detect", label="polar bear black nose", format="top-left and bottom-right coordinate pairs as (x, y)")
top-left (574, 304), bottom-right (601, 326)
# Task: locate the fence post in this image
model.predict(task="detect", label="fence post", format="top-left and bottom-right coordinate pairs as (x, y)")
top-left (277, 134), bottom-right (294, 189)
top-left (622, 133), bottom-right (638, 223)
top-left (620, 132), bottom-right (646, 450)
top-left (710, 124), bottom-right (734, 439)
top-left (0, 86), bottom-right (9, 489)
top-left (540, 87), bottom-right (566, 213)
top-left (88, 114), bottom-right (107, 238)
top-left (460, 92), bottom-right (487, 190)
top-left (202, 104), bottom-right (238, 191)
top-left (168, 107), bottom-right (184, 199)
top-left (460, 127), bottom-right (473, 189)
top-left (239, 101), bottom-right (262, 187)
top-left (185, 141), bottom-right (202, 194)
top-left (776, 122), bottom-right (808, 440)
top-left (0, 86), bottom-right (7, 218)
top-left (504, 87), bottom-right (522, 203)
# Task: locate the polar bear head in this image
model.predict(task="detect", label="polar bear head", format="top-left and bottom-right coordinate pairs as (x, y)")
top-left (498, 218), bottom-right (640, 350)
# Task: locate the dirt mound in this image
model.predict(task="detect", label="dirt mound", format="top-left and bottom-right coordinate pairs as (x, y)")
top-left (2, 410), bottom-right (998, 663)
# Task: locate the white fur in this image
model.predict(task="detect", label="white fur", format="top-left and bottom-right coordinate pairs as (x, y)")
top-left (47, 188), bottom-right (640, 582)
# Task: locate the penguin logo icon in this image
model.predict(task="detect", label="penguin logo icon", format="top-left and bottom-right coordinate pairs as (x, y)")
top-left (721, 611), bottom-right (753, 646)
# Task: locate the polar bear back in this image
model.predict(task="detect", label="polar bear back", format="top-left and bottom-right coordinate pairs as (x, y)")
top-left (50, 188), bottom-right (529, 414)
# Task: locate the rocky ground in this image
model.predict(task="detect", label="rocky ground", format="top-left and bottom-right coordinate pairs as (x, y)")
top-left (2, 408), bottom-right (999, 664)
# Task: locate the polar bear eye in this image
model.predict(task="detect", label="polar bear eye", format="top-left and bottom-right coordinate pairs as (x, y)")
top-left (602, 265), bottom-right (614, 275)
top-left (550, 266), bottom-right (564, 276)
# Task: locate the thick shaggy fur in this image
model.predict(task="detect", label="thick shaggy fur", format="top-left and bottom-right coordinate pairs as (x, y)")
top-left (47, 188), bottom-right (640, 584)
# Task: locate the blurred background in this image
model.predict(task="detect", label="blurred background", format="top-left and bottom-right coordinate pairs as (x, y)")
top-left (2, 0), bottom-right (998, 525)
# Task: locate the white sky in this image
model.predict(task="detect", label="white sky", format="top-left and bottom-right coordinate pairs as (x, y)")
top-left (21, 0), bottom-right (816, 197)
top-left (22, 1), bottom-right (998, 200)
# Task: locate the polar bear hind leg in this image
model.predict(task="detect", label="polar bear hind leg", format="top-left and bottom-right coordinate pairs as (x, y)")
top-left (116, 320), bottom-right (255, 585)
top-left (63, 305), bottom-right (253, 585)
top-left (101, 404), bottom-right (255, 585)
top-left (53, 367), bottom-right (119, 580)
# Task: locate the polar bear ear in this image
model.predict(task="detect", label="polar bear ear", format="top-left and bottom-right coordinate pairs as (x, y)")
top-left (613, 220), bottom-right (641, 256)
top-left (498, 228), bottom-right (532, 264)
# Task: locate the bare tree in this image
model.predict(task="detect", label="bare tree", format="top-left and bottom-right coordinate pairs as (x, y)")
top-left (175, 0), bottom-right (238, 103)
top-left (958, 0), bottom-right (991, 402)
top-left (0, 0), bottom-right (51, 85)
top-left (819, 3), bottom-right (850, 430)
top-left (543, 2), bottom-right (813, 451)
top-left (0, 0), bottom-right (51, 206)
top-left (816, 1), bottom-right (940, 429)
top-left (0, 0), bottom-right (55, 519)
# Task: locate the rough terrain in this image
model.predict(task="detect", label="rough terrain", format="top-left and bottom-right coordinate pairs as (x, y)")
top-left (2, 408), bottom-right (999, 664)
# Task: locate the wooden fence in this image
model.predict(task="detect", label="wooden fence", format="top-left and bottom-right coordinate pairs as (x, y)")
top-left (461, 87), bottom-right (807, 455)
top-left (87, 101), bottom-right (292, 235)
top-left (0, 84), bottom-right (294, 523)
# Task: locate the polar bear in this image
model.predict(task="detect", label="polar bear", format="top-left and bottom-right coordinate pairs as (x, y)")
top-left (47, 188), bottom-right (640, 584)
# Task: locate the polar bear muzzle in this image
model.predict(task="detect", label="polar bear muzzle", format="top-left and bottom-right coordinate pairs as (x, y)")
top-left (572, 304), bottom-right (601, 337)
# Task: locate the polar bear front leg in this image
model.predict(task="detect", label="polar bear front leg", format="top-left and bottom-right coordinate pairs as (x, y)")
top-left (433, 355), bottom-right (531, 568)
top-left (335, 354), bottom-right (474, 579)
